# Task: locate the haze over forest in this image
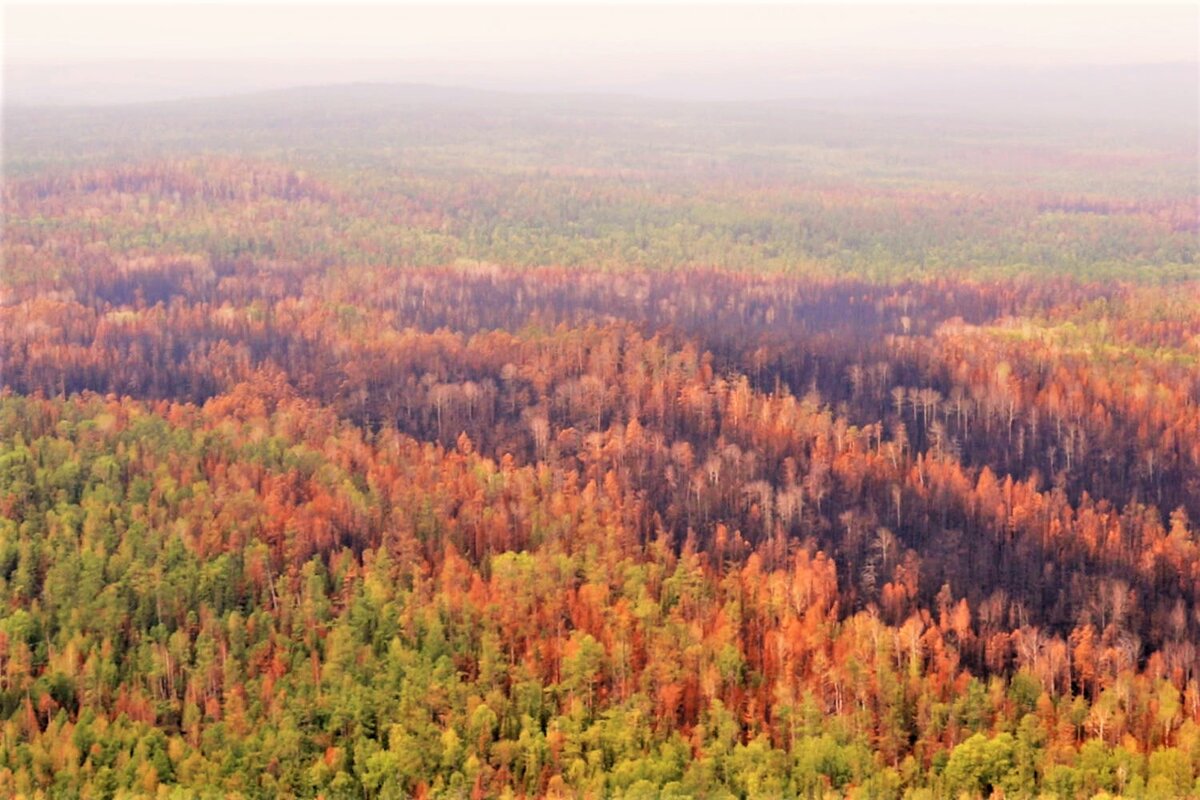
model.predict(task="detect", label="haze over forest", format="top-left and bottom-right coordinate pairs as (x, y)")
top-left (6, 4), bottom-right (1198, 114)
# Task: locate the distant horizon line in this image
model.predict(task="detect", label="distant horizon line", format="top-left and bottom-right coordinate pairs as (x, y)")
top-left (7, 60), bottom-right (1198, 107)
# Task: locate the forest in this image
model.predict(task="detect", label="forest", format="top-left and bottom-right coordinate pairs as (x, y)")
top-left (1, 86), bottom-right (1198, 798)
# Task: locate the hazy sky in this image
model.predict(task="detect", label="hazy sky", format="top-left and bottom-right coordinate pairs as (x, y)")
top-left (4, 3), bottom-right (1198, 104)
top-left (9, 3), bottom-right (1199, 64)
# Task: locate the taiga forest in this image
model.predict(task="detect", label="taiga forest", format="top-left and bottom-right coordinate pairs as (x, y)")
top-left (2, 4), bottom-right (1199, 798)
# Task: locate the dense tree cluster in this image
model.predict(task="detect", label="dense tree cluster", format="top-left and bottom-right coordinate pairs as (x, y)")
top-left (1, 93), bottom-right (1198, 797)
top-left (3, 251), bottom-right (1199, 797)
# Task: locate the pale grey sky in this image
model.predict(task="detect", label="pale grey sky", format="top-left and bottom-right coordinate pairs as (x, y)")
top-left (7, 3), bottom-right (1198, 65)
top-left (4, 3), bottom-right (1198, 104)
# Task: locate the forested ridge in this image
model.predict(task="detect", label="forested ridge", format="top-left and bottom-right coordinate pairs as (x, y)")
top-left (1, 88), bottom-right (1198, 798)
